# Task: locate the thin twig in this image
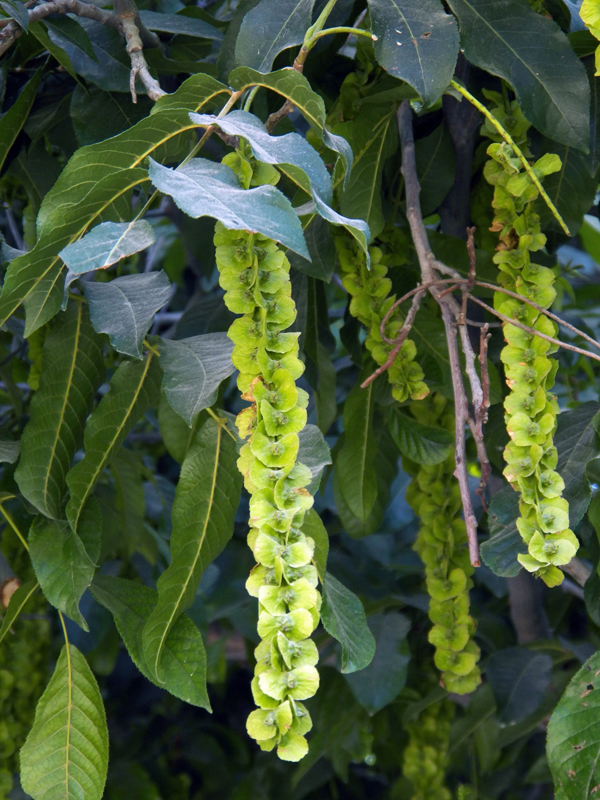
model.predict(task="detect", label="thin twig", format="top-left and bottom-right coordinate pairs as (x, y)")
top-left (398, 99), bottom-right (481, 567)
top-left (265, 47), bottom-right (308, 133)
top-left (561, 557), bottom-right (591, 588)
top-left (468, 295), bottom-right (600, 365)
top-left (361, 288), bottom-right (426, 388)
top-left (0, 0), bottom-right (120, 56)
top-left (115, 1), bottom-right (165, 103)
top-left (475, 281), bottom-right (600, 353)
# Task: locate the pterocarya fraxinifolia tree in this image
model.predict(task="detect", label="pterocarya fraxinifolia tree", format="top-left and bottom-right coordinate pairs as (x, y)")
top-left (2, 0), bottom-right (600, 797)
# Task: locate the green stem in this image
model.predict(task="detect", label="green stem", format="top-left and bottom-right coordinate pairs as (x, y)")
top-left (206, 406), bottom-right (237, 442)
top-left (449, 79), bottom-right (570, 236)
top-left (59, 609), bottom-right (70, 646)
top-left (243, 86), bottom-right (260, 112)
top-left (308, 25), bottom-right (373, 45)
top-left (0, 502), bottom-right (29, 552)
top-left (303, 0), bottom-right (337, 45)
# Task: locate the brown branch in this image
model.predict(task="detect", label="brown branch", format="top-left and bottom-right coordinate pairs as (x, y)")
top-left (561, 557), bottom-right (592, 588)
top-left (361, 288), bottom-right (426, 388)
top-left (0, 0), bottom-right (120, 56)
top-left (398, 99), bottom-right (481, 567)
top-left (114, 0), bottom-right (165, 102)
top-left (265, 49), bottom-right (308, 133)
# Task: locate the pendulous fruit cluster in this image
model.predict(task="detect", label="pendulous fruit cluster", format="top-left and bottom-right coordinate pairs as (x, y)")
top-left (402, 695), bottom-right (453, 800)
top-left (335, 229), bottom-right (429, 402)
top-left (482, 99), bottom-right (576, 587)
top-left (215, 148), bottom-right (321, 762)
top-left (405, 395), bottom-right (481, 694)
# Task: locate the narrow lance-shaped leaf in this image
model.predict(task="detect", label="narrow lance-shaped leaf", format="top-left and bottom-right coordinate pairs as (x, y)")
top-left (0, 67), bottom-right (42, 173)
top-left (0, 580), bottom-right (38, 645)
top-left (321, 572), bottom-right (376, 674)
top-left (59, 220), bottom-right (155, 274)
top-left (367, 0), bottom-right (460, 108)
top-left (84, 271), bottom-right (172, 359)
top-left (15, 301), bottom-right (106, 519)
top-left (142, 415), bottom-right (242, 681)
top-left (139, 9), bottom-right (223, 40)
top-left (445, 0), bottom-right (590, 152)
top-left (234, 0), bottom-right (315, 73)
top-left (148, 157), bottom-right (310, 260)
top-left (20, 644), bottom-right (109, 800)
top-left (159, 333), bottom-right (235, 426)
top-left (334, 382), bottom-right (377, 522)
top-left (90, 575), bottom-right (211, 710)
top-left (0, 73), bottom-right (231, 336)
top-left (65, 353), bottom-right (161, 531)
top-left (0, 0), bottom-right (29, 30)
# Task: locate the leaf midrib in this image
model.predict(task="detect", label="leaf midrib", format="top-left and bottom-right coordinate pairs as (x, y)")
top-left (151, 421), bottom-right (223, 675)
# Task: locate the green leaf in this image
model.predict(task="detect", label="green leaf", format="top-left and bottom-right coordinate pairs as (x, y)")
top-left (556, 401), bottom-right (600, 528)
top-left (229, 67), bottom-right (353, 181)
top-left (139, 9), bottom-right (223, 39)
top-left (481, 486), bottom-right (525, 577)
top-left (445, 0), bottom-right (590, 151)
top-left (0, 67), bottom-right (42, 173)
top-left (84, 271), bottom-right (172, 359)
top-left (0, 579), bottom-right (38, 645)
top-left (547, 650), bottom-right (600, 797)
top-left (148, 157), bottom-right (310, 260)
top-left (29, 514), bottom-right (98, 631)
top-left (336, 105), bottom-right (397, 240)
top-left (234, 0), bottom-right (315, 73)
top-left (415, 123), bottom-right (456, 215)
top-left (15, 301), bottom-right (106, 519)
top-left (287, 214), bottom-right (336, 282)
top-left (367, 0), bottom-right (460, 108)
top-left (142, 416), bottom-right (242, 681)
top-left (301, 507), bottom-right (328, 581)
top-left (321, 572), bottom-right (376, 674)
top-left (538, 142), bottom-right (597, 235)
top-left (0, 73), bottom-right (230, 336)
top-left (345, 612), bottom-right (411, 713)
top-left (486, 647), bottom-right (553, 725)
top-left (309, 192), bottom-right (370, 266)
top-left (90, 575), bottom-right (211, 710)
top-left (297, 422), bottom-right (332, 495)
top-left (388, 408), bottom-right (454, 466)
top-left (29, 20), bottom-right (78, 81)
top-left (159, 333), bottom-right (235, 427)
top-left (585, 57), bottom-right (600, 177)
top-left (334, 382), bottom-right (377, 522)
top-left (45, 15), bottom-right (98, 62)
top-left (60, 220), bottom-right (155, 274)
top-left (0, 439), bottom-right (20, 463)
top-left (0, 0), bottom-right (28, 30)
top-left (70, 85), bottom-right (153, 147)
top-left (65, 353), bottom-right (161, 532)
top-left (20, 644), bottom-right (109, 800)
top-left (51, 19), bottom-right (129, 93)
top-left (191, 109), bottom-right (333, 204)
top-left (158, 392), bottom-right (203, 464)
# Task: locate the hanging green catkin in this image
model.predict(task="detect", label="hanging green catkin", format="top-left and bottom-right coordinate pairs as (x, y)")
top-left (334, 229), bottom-right (429, 403)
top-left (404, 395), bottom-right (481, 694)
top-left (481, 94), bottom-right (577, 588)
top-left (401, 695), bottom-right (453, 800)
top-left (214, 148), bottom-right (320, 762)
